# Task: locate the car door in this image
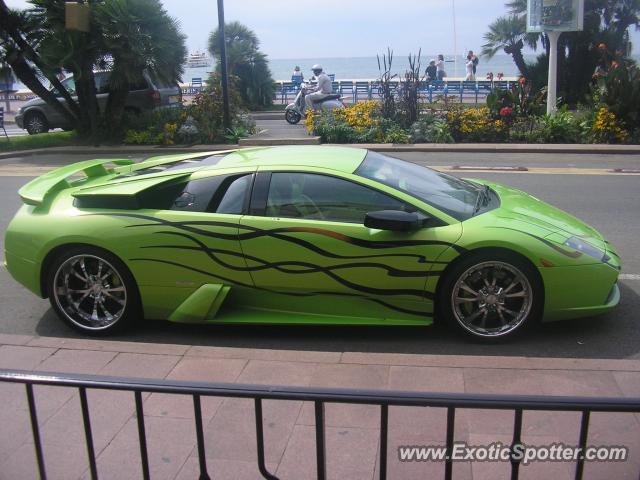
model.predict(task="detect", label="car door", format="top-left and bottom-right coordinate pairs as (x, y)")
top-left (238, 170), bottom-right (462, 321)
top-left (117, 170), bottom-right (256, 318)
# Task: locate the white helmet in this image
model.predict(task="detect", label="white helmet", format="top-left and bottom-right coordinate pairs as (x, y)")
top-left (311, 64), bottom-right (323, 72)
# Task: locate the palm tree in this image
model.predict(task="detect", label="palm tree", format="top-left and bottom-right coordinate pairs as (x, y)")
top-left (96, 0), bottom-right (186, 127)
top-left (208, 21), bottom-right (275, 109)
top-left (481, 15), bottom-right (533, 77)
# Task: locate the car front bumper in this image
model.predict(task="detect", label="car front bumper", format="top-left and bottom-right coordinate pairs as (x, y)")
top-left (540, 262), bottom-right (620, 322)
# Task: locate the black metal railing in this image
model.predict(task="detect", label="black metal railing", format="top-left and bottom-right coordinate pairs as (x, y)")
top-left (1, 368), bottom-right (638, 480)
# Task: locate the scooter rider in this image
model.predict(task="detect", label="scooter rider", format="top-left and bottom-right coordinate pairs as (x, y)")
top-left (304, 64), bottom-right (332, 115)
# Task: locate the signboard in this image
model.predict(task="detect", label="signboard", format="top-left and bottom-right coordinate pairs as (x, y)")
top-left (527, 0), bottom-right (584, 32)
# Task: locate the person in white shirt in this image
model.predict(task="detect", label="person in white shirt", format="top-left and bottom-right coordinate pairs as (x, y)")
top-left (291, 66), bottom-right (304, 84)
top-left (465, 54), bottom-right (476, 81)
top-left (305, 64), bottom-right (333, 114)
top-left (436, 54), bottom-right (446, 81)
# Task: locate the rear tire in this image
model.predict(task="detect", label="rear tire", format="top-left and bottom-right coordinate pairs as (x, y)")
top-left (24, 112), bottom-right (49, 135)
top-left (437, 251), bottom-right (542, 342)
top-left (46, 246), bottom-right (141, 336)
top-left (285, 109), bottom-right (302, 124)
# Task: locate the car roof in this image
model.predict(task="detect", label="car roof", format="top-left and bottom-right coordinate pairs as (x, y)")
top-left (211, 146), bottom-right (368, 174)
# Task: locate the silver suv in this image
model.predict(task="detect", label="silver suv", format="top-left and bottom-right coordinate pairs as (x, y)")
top-left (15, 71), bottom-right (182, 134)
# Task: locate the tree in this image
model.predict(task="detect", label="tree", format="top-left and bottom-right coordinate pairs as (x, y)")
top-left (481, 15), bottom-right (537, 78)
top-left (0, 0), bottom-right (186, 138)
top-left (208, 21), bottom-right (275, 109)
top-left (95, 0), bottom-right (186, 128)
top-left (485, 0), bottom-right (640, 106)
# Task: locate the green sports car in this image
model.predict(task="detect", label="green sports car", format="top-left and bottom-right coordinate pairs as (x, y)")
top-left (4, 146), bottom-right (621, 340)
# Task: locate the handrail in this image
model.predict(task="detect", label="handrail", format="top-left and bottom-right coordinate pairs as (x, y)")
top-left (1, 368), bottom-right (638, 480)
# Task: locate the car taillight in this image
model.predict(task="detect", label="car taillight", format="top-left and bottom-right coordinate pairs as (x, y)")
top-left (150, 90), bottom-right (161, 106)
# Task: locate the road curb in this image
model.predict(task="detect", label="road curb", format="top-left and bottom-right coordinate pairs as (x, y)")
top-left (1, 142), bottom-right (640, 160)
top-left (1, 333), bottom-right (639, 372)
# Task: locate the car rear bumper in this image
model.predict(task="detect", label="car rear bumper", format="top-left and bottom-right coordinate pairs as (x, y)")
top-left (4, 250), bottom-right (42, 297)
top-left (541, 262), bottom-right (620, 322)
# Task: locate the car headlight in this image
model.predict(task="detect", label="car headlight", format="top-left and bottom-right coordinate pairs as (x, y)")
top-left (563, 236), bottom-right (607, 261)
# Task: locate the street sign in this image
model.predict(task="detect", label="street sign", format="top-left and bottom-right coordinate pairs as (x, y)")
top-left (527, 0), bottom-right (584, 32)
top-left (527, 0), bottom-right (584, 116)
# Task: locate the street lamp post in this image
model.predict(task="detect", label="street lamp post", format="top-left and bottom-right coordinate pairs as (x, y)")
top-left (216, 0), bottom-right (231, 131)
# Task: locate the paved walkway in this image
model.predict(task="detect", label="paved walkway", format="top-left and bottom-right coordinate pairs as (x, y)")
top-left (0, 333), bottom-right (638, 479)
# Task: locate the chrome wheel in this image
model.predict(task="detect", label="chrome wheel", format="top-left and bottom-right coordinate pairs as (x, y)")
top-left (451, 261), bottom-right (532, 338)
top-left (53, 255), bottom-right (127, 331)
top-left (25, 113), bottom-right (48, 135)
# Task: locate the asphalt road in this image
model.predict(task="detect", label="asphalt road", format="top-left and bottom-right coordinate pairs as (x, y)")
top-left (1, 151), bottom-right (639, 359)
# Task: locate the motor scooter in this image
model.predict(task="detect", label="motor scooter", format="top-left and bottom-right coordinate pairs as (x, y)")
top-left (285, 83), bottom-right (344, 124)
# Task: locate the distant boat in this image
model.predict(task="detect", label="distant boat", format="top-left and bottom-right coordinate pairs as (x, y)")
top-left (186, 51), bottom-right (211, 69)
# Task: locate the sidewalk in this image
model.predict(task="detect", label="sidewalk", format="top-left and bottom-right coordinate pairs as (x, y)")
top-left (0, 333), bottom-right (638, 479)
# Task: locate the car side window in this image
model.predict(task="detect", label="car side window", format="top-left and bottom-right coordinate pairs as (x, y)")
top-left (266, 172), bottom-right (414, 223)
top-left (139, 173), bottom-right (252, 214)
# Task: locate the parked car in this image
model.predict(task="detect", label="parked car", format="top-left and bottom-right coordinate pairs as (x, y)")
top-left (15, 70), bottom-right (182, 134)
top-left (4, 146), bottom-right (621, 340)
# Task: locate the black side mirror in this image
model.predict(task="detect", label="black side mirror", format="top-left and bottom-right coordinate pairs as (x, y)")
top-left (364, 210), bottom-right (428, 232)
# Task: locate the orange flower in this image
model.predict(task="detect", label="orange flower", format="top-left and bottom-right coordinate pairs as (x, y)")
top-left (611, 61), bottom-right (618, 69)
top-left (598, 43), bottom-right (606, 50)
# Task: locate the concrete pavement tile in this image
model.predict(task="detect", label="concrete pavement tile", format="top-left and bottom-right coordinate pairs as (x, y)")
top-left (142, 356), bottom-right (246, 421)
top-left (613, 371), bottom-right (640, 397)
top-left (341, 352), bottom-right (640, 372)
top-left (201, 398), bottom-right (301, 463)
top-left (144, 392), bottom-right (223, 421)
top-left (26, 337), bottom-right (190, 356)
top-left (0, 333), bottom-right (34, 346)
top-left (388, 405), bottom-right (468, 443)
top-left (166, 356), bottom-right (247, 383)
top-left (0, 403), bottom-right (33, 466)
top-left (309, 363), bottom-right (389, 389)
top-left (467, 433), bottom-right (573, 480)
top-left (36, 348), bottom-right (117, 374)
top-left (187, 345), bottom-right (341, 363)
top-left (586, 412), bottom-right (640, 480)
top-left (98, 352), bottom-right (180, 378)
top-left (39, 390), bottom-right (135, 454)
top-left (0, 440), bottom-right (88, 480)
top-left (88, 416), bottom-right (196, 480)
top-left (461, 408), bottom-right (582, 441)
top-left (297, 403), bottom-right (381, 429)
top-left (174, 457), bottom-right (279, 480)
top-left (538, 370), bottom-right (623, 396)
top-left (236, 359), bottom-right (317, 386)
top-left (463, 368), bottom-right (546, 395)
top-left (276, 425), bottom-right (379, 480)
top-left (388, 365), bottom-right (465, 392)
top-left (0, 345), bottom-right (55, 369)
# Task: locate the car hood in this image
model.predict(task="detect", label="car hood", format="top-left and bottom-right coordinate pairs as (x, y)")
top-left (471, 179), bottom-right (606, 251)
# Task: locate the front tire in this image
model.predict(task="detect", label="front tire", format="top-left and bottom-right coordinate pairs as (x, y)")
top-left (438, 251), bottom-right (542, 341)
top-left (46, 247), bottom-right (141, 335)
top-left (285, 109), bottom-right (302, 124)
top-left (24, 112), bottom-right (49, 135)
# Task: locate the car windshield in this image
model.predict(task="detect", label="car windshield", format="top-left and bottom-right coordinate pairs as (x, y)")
top-left (355, 151), bottom-right (481, 220)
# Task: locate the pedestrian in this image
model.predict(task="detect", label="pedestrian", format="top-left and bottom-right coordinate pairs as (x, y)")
top-left (291, 66), bottom-right (304, 84)
top-left (436, 54), bottom-right (446, 81)
top-left (425, 60), bottom-right (437, 82)
top-left (465, 53), bottom-right (476, 81)
top-left (468, 50), bottom-right (479, 75)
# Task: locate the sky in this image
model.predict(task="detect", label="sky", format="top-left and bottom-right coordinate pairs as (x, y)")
top-left (6, 0), bottom-right (640, 58)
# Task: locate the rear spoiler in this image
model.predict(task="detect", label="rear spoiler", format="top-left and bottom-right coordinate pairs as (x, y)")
top-left (18, 159), bottom-right (135, 206)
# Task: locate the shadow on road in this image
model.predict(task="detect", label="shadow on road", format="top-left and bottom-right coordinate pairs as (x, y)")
top-left (32, 282), bottom-right (640, 360)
